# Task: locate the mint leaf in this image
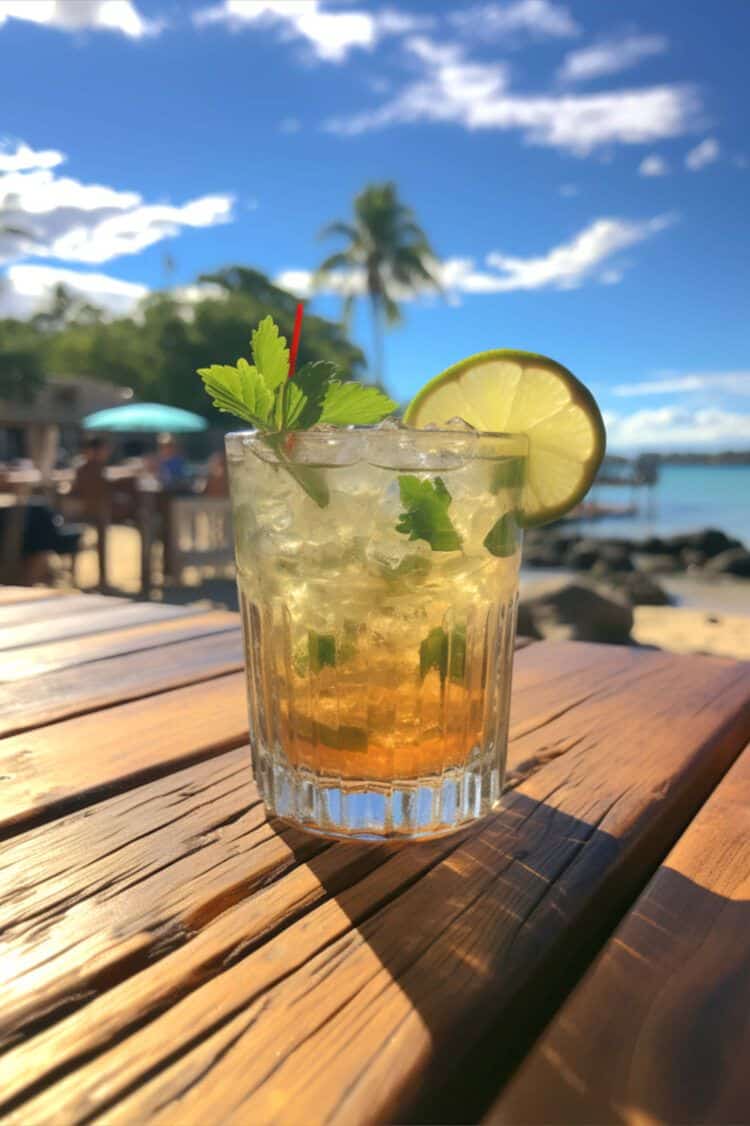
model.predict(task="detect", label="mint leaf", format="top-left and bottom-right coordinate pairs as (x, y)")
top-left (251, 316), bottom-right (289, 392)
top-left (396, 475), bottom-right (462, 552)
top-left (271, 379), bottom-right (308, 430)
top-left (197, 360), bottom-right (272, 426)
top-left (490, 458), bottom-right (525, 494)
top-left (263, 433), bottom-right (330, 508)
top-left (293, 361), bottom-right (338, 429)
top-left (319, 382), bottom-right (397, 426)
top-left (419, 625), bottom-right (466, 683)
top-left (484, 513), bottom-right (518, 557)
top-left (308, 631), bottom-right (336, 672)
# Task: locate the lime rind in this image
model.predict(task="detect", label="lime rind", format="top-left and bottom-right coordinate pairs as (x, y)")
top-left (403, 348), bottom-right (606, 528)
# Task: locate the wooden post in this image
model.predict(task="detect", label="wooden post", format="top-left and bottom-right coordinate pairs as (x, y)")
top-left (96, 489), bottom-right (111, 591)
top-left (139, 490), bottom-right (155, 599)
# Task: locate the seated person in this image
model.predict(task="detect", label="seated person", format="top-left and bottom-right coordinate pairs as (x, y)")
top-left (203, 451), bottom-right (229, 497)
top-left (72, 437), bottom-right (110, 519)
top-left (156, 433), bottom-right (191, 493)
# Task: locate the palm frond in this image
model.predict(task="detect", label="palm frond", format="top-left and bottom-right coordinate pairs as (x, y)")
top-left (383, 293), bottom-right (402, 325)
top-left (316, 250), bottom-right (357, 277)
top-left (318, 220), bottom-right (359, 243)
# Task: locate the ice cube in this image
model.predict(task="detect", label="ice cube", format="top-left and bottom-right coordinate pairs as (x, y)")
top-left (441, 417), bottom-right (477, 431)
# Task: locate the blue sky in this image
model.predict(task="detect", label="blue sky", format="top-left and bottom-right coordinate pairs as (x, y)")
top-left (1, 0), bottom-right (748, 449)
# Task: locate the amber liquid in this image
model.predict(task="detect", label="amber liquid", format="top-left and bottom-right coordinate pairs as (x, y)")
top-left (228, 431), bottom-right (524, 837)
top-left (239, 578), bottom-right (518, 783)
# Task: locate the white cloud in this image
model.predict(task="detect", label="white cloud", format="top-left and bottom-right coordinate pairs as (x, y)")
top-left (326, 37), bottom-right (700, 155)
top-left (0, 263), bottom-right (149, 318)
top-left (0, 0), bottom-right (162, 38)
top-left (450, 1), bottom-right (579, 42)
top-left (0, 144), bottom-right (234, 266)
top-left (639, 153), bottom-right (669, 176)
top-left (277, 213), bottom-right (674, 301)
top-left (481, 213), bottom-right (675, 291)
top-left (279, 116), bottom-right (301, 134)
top-left (559, 183), bottom-right (579, 196)
top-left (0, 142), bottom-right (65, 172)
top-left (685, 136), bottom-right (720, 171)
top-left (604, 406), bottom-right (750, 449)
top-left (193, 0), bottom-right (426, 62)
top-left (613, 372), bottom-right (750, 397)
top-left (558, 33), bottom-right (668, 83)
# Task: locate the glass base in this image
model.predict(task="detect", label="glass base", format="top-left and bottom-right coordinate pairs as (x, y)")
top-left (252, 744), bottom-right (506, 841)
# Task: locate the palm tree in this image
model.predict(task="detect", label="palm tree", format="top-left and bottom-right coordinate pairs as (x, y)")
top-left (316, 182), bottom-right (440, 386)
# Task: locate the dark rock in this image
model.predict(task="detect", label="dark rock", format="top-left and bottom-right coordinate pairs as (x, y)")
top-left (565, 539), bottom-right (603, 570)
top-left (680, 548), bottom-right (707, 569)
top-left (661, 528), bottom-right (743, 559)
top-left (517, 581), bottom-right (633, 644)
top-left (590, 546), bottom-right (635, 574)
top-left (523, 545), bottom-right (567, 568)
top-left (635, 553), bottom-right (680, 575)
top-left (704, 548), bottom-right (750, 577)
top-left (638, 536), bottom-right (668, 555)
top-left (600, 572), bottom-right (671, 606)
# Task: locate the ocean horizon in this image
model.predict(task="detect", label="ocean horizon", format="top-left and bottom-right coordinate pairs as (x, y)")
top-left (572, 464), bottom-right (750, 546)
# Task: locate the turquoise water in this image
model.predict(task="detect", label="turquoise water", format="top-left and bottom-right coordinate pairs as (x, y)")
top-left (575, 465), bottom-right (750, 545)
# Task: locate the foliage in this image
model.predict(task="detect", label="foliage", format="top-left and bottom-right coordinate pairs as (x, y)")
top-left (317, 181), bottom-right (441, 383)
top-left (395, 474), bottom-right (462, 551)
top-left (0, 319), bottom-right (46, 401)
top-left (198, 314), bottom-right (395, 431)
top-left (0, 268), bottom-right (366, 420)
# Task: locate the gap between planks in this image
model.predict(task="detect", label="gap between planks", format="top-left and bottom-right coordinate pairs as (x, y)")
top-left (0, 643), bottom-right (748, 1124)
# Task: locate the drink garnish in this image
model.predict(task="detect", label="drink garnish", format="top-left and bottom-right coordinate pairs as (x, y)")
top-left (404, 348), bottom-right (605, 527)
top-left (198, 313), bottom-right (397, 508)
top-left (198, 313), bottom-right (396, 433)
top-left (420, 624), bottom-right (466, 684)
top-left (483, 513), bottom-right (518, 557)
top-left (395, 475), bottom-right (462, 552)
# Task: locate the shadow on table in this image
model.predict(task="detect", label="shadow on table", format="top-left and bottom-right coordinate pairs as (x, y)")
top-left (267, 790), bottom-right (746, 1125)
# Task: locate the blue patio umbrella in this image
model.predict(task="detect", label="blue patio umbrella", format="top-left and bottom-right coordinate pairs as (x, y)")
top-left (82, 402), bottom-right (208, 433)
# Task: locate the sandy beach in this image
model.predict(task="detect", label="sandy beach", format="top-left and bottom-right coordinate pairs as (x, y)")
top-left (61, 524), bottom-right (750, 662)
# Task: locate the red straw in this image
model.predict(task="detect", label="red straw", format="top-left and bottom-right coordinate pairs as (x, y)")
top-left (288, 302), bottom-right (304, 379)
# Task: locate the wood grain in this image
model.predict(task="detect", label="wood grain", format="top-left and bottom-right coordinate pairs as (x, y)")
top-left (3, 642), bottom-right (748, 1125)
top-left (0, 591), bottom-right (123, 629)
top-left (488, 742), bottom-right (750, 1126)
top-left (0, 609), bottom-right (239, 682)
top-left (0, 599), bottom-right (209, 652)
top-left (0, 672), bottom-right (250, 833)
top-left (0, 586), bottom-right (70, 606)
top-left (0, 624), bottom-right (243, 737)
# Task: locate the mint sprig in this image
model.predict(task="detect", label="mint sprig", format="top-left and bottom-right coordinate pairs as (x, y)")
top-left (198, 316), bottom-right (396, 507)
top-left (420, 624), bottom-right (467, 683)
top-left (483, 513), bottom-right (518, 557)
top-left (396, 475), bottom-right (462, 552)
top-left (198, 315), bottom-right (396, 434)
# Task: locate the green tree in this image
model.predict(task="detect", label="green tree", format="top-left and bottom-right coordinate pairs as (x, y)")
top-left (6, 267), bottom-right (366, 420)
top-left (317, 182), bottom-right (441, 386)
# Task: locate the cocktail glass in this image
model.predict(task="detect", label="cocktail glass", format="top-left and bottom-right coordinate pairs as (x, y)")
top-left (226, 425), bottom-right (527, 840)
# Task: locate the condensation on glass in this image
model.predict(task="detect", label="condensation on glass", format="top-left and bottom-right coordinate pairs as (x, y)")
top-left (226, 426), bottom-right (527, 840)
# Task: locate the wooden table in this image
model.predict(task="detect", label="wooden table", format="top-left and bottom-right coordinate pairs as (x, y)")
top-left (1, 587), bottom-right (749, 1125)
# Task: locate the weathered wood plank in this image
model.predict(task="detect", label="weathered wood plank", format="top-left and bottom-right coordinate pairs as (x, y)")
top-left (0, 609), bottom-right (239, 683)
top-left (0, 624), bottom-right (243, 737)
top-left (0, 586), bottom-right (69, 606)
top-left (0, 672), bottom-right (250, 833)
top-left (0, 750), bottom-right (405, 1108)
top-left (0, 599), bottom-right (208, 652)
top-left (488, 742), bottom-right (750, 1126)
top-left (3, 643), bottom-right (749, 1125)
top-left (0, 592), bottom-right (123, 629)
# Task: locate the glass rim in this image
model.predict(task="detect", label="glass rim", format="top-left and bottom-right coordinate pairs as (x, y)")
top-left (225, 426), bottom-right (529, 458)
